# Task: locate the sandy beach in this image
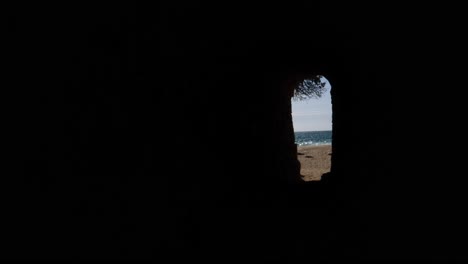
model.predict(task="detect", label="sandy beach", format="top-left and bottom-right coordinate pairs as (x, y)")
top-left (297, 145), bottom-right (332, 181)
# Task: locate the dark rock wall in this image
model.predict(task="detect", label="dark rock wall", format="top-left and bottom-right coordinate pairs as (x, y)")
top-left (5, 3), bottom-right (394, 260)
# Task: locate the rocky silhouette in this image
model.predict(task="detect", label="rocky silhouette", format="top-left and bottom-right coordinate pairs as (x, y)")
top-left (4, 2), bottom-right (431, 261)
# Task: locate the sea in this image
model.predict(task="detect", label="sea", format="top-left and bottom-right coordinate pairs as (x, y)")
top-left (294, 130), bottom-right (332, 146)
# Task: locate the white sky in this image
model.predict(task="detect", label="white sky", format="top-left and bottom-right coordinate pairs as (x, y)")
top-left (292, 80), bottom-right (332, 132)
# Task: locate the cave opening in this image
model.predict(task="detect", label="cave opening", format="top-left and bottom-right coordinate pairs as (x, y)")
top-left (291, 76), bottom-right (332, 181)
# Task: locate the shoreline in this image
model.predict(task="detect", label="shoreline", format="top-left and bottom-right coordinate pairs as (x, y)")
top-left (297, 145), bottom-right (332, 181)
top-left (296, 143), bottom-right (332, 147)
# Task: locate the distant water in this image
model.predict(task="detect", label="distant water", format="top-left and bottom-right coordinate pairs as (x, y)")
top-left (294, 130), bottom-right (332, 146)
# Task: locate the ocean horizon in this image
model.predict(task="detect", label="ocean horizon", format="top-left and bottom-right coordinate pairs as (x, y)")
top-left (294, 130), bottom-right (332, 146)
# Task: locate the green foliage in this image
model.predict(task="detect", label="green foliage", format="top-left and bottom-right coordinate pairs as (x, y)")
top-left (292, 75), bottom-right (328, 101)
